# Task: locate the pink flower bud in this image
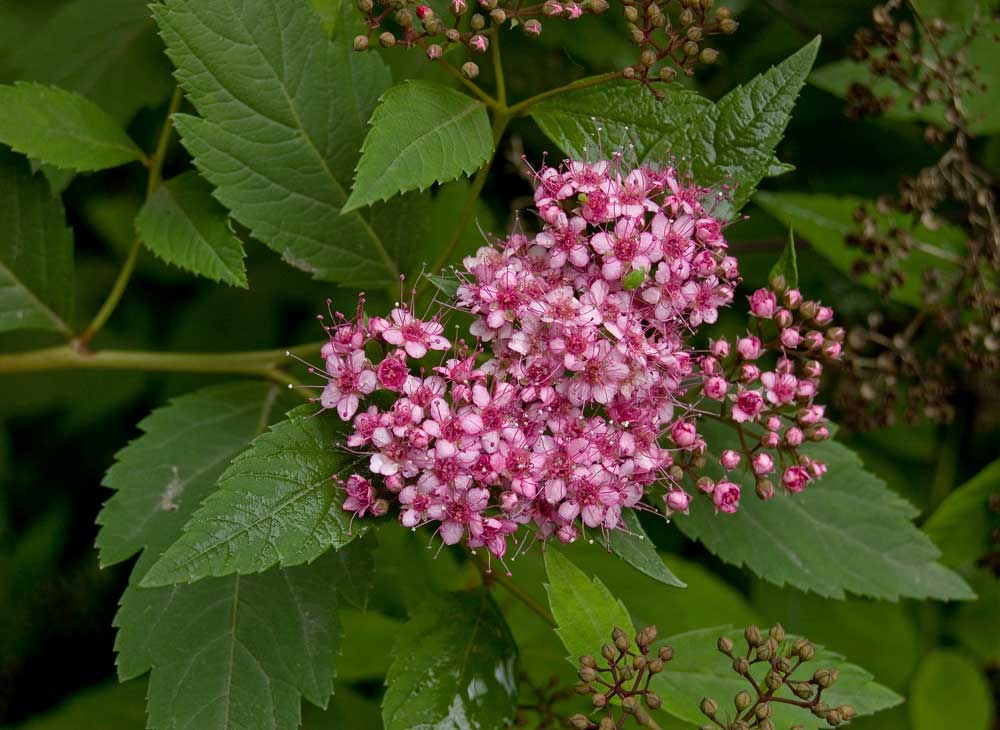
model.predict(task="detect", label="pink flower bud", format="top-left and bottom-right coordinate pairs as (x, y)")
top-left (761, 431), bottom-right (781, 448)
top-left (796, 380), bottom-right (817, 399)
top-left (713, 481), bottom-right (741, 513)
top-left (416, 4), bottom-right (432, 17)
top-left (696, 477), bottom-right (715, 494)
top-left (469, 34), bottom-right (488, 52)
top-left (720, 450), bottom-right (741, 470)
top-left (783, 288), bottom-right (803, 309)
top-left (671, 420), bottom-right (697, 448)
top-left (543, 0), bottom-right (563, 14)
top-left (775, 309), bottom-right (793, 328)
top-left (752, 452), bottom-right (774, 475)
top-left (799, 404), bottom-right (825, 424)
top-left (785, 427), bottom-right (804, 447)
top-left (810, 460), bottom-right (828, 477)
top-left (803, 360), bottom-right (823, 378)
top-left (815, 306), bottom-right (834, 325)
top-left (500, 491), bottom-right (519, 511)
top-left (736, 336), bottom-right (761, 360)
top-left (822, 340), bottom-right (842, 359)
top-left (811, 426), bottom-right (830, 441)
top-left (665, 489), bottom-right (691, 514)
top-left (524, 18), bottom-right (542, 35)
top-left (765, 416), bottom-right (781, 431)
top-left (564, 1), bottom-right (582, 18)
top-left (779, 328), bottom-right (802, 349)
top-left (450, 0), bottom-right (467, 13)
top-left (426, 43), bottom-right (443, 60)
top-left (782, 466), bottom-right (810, 493)
top-left (803, 330), bottom-right (824, 350)
top-left (740, 364), bottom-right (760, 382)
top-left (748, 289), bottom-right (777, 318)
top-left (711, 338), bottom-right (730, 359)
top-left (557, 523), bottom-right (578, 543)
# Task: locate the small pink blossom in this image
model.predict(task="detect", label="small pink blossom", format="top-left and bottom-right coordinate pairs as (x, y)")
top-left (782, 466), bottom-right (810, 493)
top-left (748, 288), bottom-right (777, 318)
top-left (713, 481), bottom-right (741, 513)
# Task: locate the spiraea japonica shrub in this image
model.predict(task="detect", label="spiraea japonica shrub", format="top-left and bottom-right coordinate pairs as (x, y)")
top-left (0, 0), bottom-right (996, 729)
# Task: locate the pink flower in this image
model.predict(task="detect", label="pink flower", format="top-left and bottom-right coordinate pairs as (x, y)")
top-left (469, 34), bottom-right (488, 52)
top-left (343, 475), bottom-right (376, 517)
top-left (703, 375), bottom-right (728, 401)
top-left (713, 481), bottom-right (741, 513)
top-left (720, 450), bottom-right (741, 470)
top-left (321, 350), bottom-right (376, 420)
top-left (761, 371), bottom-right (797, 405)
top-left (736, 335), bottom-right (761, 360)
top-left (589, 217), bottom-right (658, 280)
top-left (381, 308), bottom-right (450, 359)
top-left (376, 353), bottom-right (411, 391)
top-left (731, 389), bottom-right (764, 423)
top-left (752, 452), bottom-right (775, 476)
top-left (748, 288), bottom-right (777, 318)
top-left (671, 420), bottom-right (698, 448)
top-left (782, 466), bottom-right (810, 493)
top-left (665, 489), bottom-right (691, 514)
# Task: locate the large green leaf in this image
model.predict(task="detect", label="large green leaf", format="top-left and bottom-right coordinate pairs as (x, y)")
top-left (381, 590), bottom-right (519, 730)
top-left (674, 421), bottom-right (974, 601)
top-left (136, 171), bottom-right (248, 288)
top-left (530, 37), bottom-right (820, 213)
top-left (0, 82), bottom-right (144, 171)
top-left (754, 191), bottom-right (966, 308)
top-left (599, 508), bottom-right (686, 588)
top-left (140, 404), bottom-right (367, 587)
top-left (651, 627), bottom-right (903, 729)
top-left (924, 458), bottom-right (1000, 568)
top-left (0, 148), bottom-right (74, 335)
top-left (154, 0), bottom-right (403, 287)
top-left (0, 0), bottom-right (172, 127)
top-left (344, 80), bottom-right (493, 212)
top-left (909, 650), bottom-right (993, 730)
top-left (15, 679), bottom-right (147, 730)
top-left (543, 548), bottom-right (633, 663)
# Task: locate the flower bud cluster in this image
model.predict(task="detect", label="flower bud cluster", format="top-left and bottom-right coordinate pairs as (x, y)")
top-left (308, 155), bottom-right (840, 569)
top-left (701, 625), bottom-right (856, 729)
top-left (569, 625), bottom-right (672, 729)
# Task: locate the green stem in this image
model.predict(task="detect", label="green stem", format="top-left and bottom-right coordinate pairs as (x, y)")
top-left (440, 57), bottom-right (499, 108)
top-left (78, 86), bottom-right (184, 347)
top-left (491, 27), bottom-right (506, 107)
top-left (476, 553), bottom-right (556, 627)
top-left (506, 71), bottom-right (623, 117)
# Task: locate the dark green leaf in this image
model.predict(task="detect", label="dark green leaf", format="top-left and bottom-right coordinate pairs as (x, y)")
top-left (15, 679), bottom-right (147, 730)
top-left (0, 148), bottom-right (74, 335)
top-left (651, 627), bottom-right (903, 729)
top-left (543, 547), bottom-right (633, 662)
top-left (382, 590), bottom-right (519, 730)
top-left (0, 82), bottom-right (144, 171)
top-left (140, 404), bottom-right (367, 587)
top-left (598, 508), bottom-right (686, 588)
top-left (344, 80), bottom-right (493, 211)
top-left (530, 37), bottom-right (820, 213)
top-left (769, 228), bottom-right (799, 289)
top-left (154, 0), bottom-right (403, 287)
top-left (136, 171), bottom-right (248, 287)
top-left (338, 609), bottom-right (405, 681)
top-left (754, 191), bottom-right (966, 308)
top-left (924, 458), bottom-right (1000, 568)
top-left (674, 421), bottom-right (974, 601)
top-left (909, 650), bottom-right (993, 730)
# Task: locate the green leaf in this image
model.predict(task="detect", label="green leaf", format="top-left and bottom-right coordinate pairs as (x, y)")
top-left (140, 404), bottom-right (367, 587)
top-left (15, 679), bottom-right (147, 730)
top-left (424, 272), bottom-right (460, 297)
top-left (952, 571), bottom-right (1000, 664)
top-left (909, 650), bottom-right (994, 730)
top-left (674, 421), bottom-right (974, 601)
top-left (344, 80), bottom-right (493, 212)
top-left (924, 458), bottom-right (1000, 568)
top-left (338, 609), bottom-right (405, 681)
top-left (136, 171), bottom-right (248, 287)
top-left (154, 0), bottom-right (403, 287)
top-left (530, 37), bottom-right (821, 213)
top-left (1, 0), bottom-right (173, 127)
top-left (754, 191), bottom-right (966, 308)
top-left (0, 82), bottom-right (144, 171)
top-left (382, 590), bottom-right (519, 730)
top-left (543, 547), bottom-right (633, 662)
top-left (0, 148), bottom-right (74, 335)
top-left (769, 227), bottom-right (799, 289)
top-left (598, 509), bottom-right (686, 588)
top-left (651, 627), bottom-right (903, 729)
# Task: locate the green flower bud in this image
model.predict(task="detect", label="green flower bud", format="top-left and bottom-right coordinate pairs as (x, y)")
top-left (622, 268), bottom-right (647, 290)
top-left (357, 0), bottom-right (374, 11)
top-left (769, 624), bottom-right (786, 643)
top-left (684, 40), bottom-right (700, 56)
top-left (797, 642), bottom-right (816, 661)
top-left (826, 709), bottom-right (842, 726)
top-left (659, 66), bottom-right (677, 82)
top-left (624, 5), bottom-right (639, 22)
top-left (686, 26), bottom-right (703, 41)
top-left (579, 666), bottom-right (597, 682)
top-left (733, 656), bottom-right (750, 675)
top-left (792, 682), bottom-right (814, 699)
top-left (755, 703), bottom-right (772, 719)
top-left (633, 654), bottom-right (647, 671)
top-left (634, 707), bottom-right (651, 726)
top-left (699, 47), bottom-right (719, 64)
top-left (590, 0), bottom-right (610, 13)
top-left (490, 8), bottom-right (506, 23)
top-left (395, 9), bottom-right (412, 26)
top-left (622, 696), bottom-right (638, 714)
top-left (601, 644), bottom-right (616, 662)
top-left (836, 705), bottom-right (856, 721)
top-left (811, 701), bottom-right (830, 718)
top-left (765, 672), bottom-right (783, 691)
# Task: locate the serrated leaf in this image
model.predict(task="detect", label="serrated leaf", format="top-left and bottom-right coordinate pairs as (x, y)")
top-left (140, 404), bottom-right (367, 587)
top-left (543, 548), bottom-right (633, 662)
top-left (344, 80), bottom-right (493, 212)
top-left (381, 590), bottom-right (518, 730)
top-left (754, 190), bottom-right (966, 308)
top-left (530, 37), bottom-right (820, 214)
top-left (651, 627), bottom-right (903, 729)
top-left (98, 383), bottom-right (374, 730)
top-left (136, 171), bottom-right (248, 287)
top-left (674, 420), bottom-right (974, 601)
top-left (424, 273), bottom-right (460, 297)
top-left (910, 650), bottom-right (994, 730)
top-left (598, 508), bottom-right (686, 588)
top-left (924, 458), bottom-right (1000, 568)
top-left (1, 0), bottom-right (173, 127)
top-left (769, 227), bottom-right (799, 289)
top-left (154, 0), bottom-right (403, 287)
top-left (0, 148), bottom-right (74, 335)
top-left (0, 82), bottom-right (144, 171)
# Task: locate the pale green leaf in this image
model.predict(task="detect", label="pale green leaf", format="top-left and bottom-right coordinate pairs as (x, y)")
top-left (769, 228), bottom-right (799, 289)
top-left (530, 37), bottom-right (820, 213)
top-left (674, 421), bottom-right (974, 601)
top-left (924, 458), bottom-right (1000, 568)
top-left (344, 80), bottom-right (493, 211)
top-left (136, 171), bottom-right (248, 287)
top-left (140, 404), bottom-right (367, 587)
top-left (154, 0), bottom-right (403, 287)
top-left (543, 547), bottom-right (633, 663)
top-left (652, 627), bottom-right (903, 729)
top-left (910, 650), bottom-right (994, 730)
top-left (598, 508), bottom-right (686, 588)
top-left (382, 590), bottom-right (519, 730)
top-left (754, 190), bottom-right (966, 308)
top-left (0, 82), bottom-right (144, 171)
top-left (0, 148), bottom-right (74, 335)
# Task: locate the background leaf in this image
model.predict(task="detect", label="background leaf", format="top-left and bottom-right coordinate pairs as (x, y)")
top-left (381, 590), bottom-right (519, 730)
top-left (909, 649), bottom-right (994, 730)
top-left (674, 421), bottom-right (974, 601)
top-left (344, 80), bottom-right (493, 211)
top-left (924, 458), bottom-right (1000, 568)
top-left (140, 404), bottom-right (366, 587)
top-left (0, 83), bottom-right (144, 171)
top-left (154, 0), bottom-right (403, 287)
top-left (136, 171), bottom-right (248, 288)
top-left (598, 508), bottom-right (686, 588)
top-left (543, 547), bottom-right (633, 663)
top-left (0, 148), bottom-right (74, 335)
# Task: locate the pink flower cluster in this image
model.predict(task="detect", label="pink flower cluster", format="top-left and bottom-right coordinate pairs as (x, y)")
top-left (313, 157), bottom-right (844, 571)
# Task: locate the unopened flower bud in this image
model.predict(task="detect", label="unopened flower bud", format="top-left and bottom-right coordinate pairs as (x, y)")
top-left (426, 43), bottom-right (443, 60)
top-left (765, 672), bottom-right (783, 691)
top-left (622, 696), bottom-right (638, 714)
top-left (524, 18), bottom-right (542, 35)
top-left (358, 0), bottom-right (374, 11)
top-left (769, 624), bottom-right (785, 642)
top-left (700, 697), bottom-right (719, 717)
top-left (353, 35), bottom-right (369, 51)
top-left (717, 636), bottom-right (734, 655)
top-left (378, 31), bottom-right (395, 47)
top-left (658, 645), bottom-right (674, 661)
top-left (574, 680), bottom-right (592, 694)
top-left (733, 657), bottom-right (750, 675)
top-left (633, 654), bottom-right (647, 671)
top-left (445, 28), bottom-right (461, 41)
top-left (470, 12), bottom-right (486, 28)
top-left (580, 654), bottom-right (597, 668)
top-left (624, 5), bottom-right (639, 21)
top-left (590, 0), bottom-right (609, 12)
top-left (745, 625), bottom-right (763, 647)
top-left (735, 691), bottom-right (752, 710)
top-left (599, 718), bottom-right (614, 730)
top-left (798, 642), bottom-right (815, 661)
top-left (647, 658), bottom-right (664, 673)
top-left (756, 642), bottom-right (773, 661)
top-left (579, 666), bottom-right (597, 682)
top-left (490, 8), bottom-right (506, 22)
top-left (461, 61), bottom-right (480, 78)
top-left (601, 644), bottom-right (616, 662)
top-left (645, 691), bottom-right (662, 709)
top-left (659, 66), bottom-right (677, 82)
top-left (569, 714), bottom-right (591, 730)
top-left (720, 17), bottom-right (738, 33)
top-left (395, 9), bottom-right (412, 25)
top-left (836, 705), bottom-right (856, 720)
top-left (372, 498), bottom-right (389, 516)
top-left (469, 33), bottom-right (488, 52)
top-left (755, 703), bottom-right (772, 719)
top-left (450, 0), bottom-right (467, 12)
top-left (812, 701), bottom-right (830, 718)
top-left (826, 710), bottom-right (842, 726)
top-left (640, 49), bottom-right (657, 67)
top-left (680, 8), bottom-right (694, 24)
top-left (793, 681), bottom-right (814, 699)
top-left (592, 693), bottom-right (607, 708)
top-left (813, 668), bottom-right (838, 688)
top-left (684, 40), bottom-right (700, 56)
